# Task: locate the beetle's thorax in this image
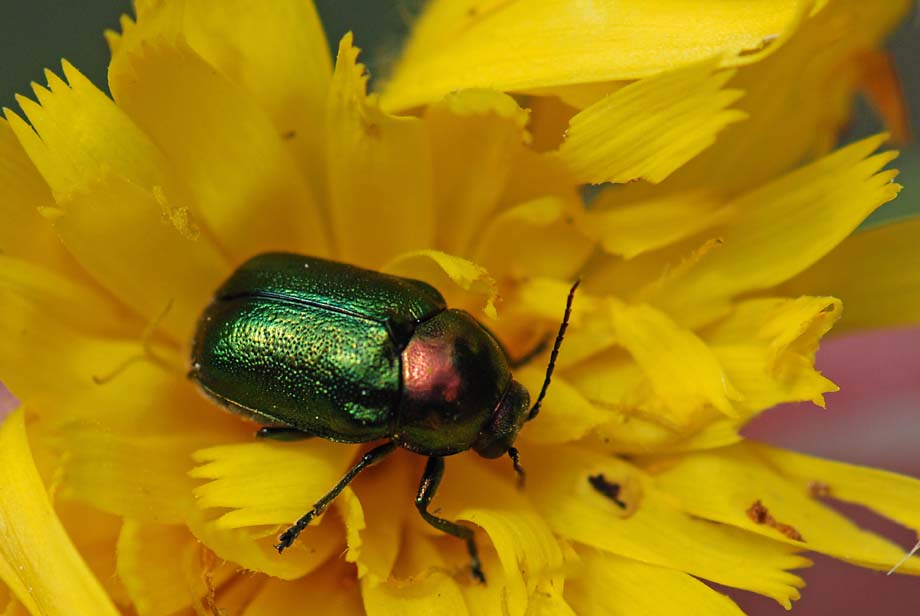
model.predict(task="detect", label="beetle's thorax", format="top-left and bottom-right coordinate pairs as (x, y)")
top-left (394, 309), bottom-right (512, 456)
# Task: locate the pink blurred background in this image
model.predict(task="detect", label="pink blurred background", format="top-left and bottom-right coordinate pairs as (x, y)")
top-left (738, 327), bottom-right (920, 614)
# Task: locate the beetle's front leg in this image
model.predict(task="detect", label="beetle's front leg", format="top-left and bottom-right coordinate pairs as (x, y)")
top-left (415, 456), bottom-right (485, 583)
top-left (275, 441), bottom-right (397, 552)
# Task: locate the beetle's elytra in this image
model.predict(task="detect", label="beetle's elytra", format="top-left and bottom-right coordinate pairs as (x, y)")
top-left (189, 252), bottom-right (576, 582)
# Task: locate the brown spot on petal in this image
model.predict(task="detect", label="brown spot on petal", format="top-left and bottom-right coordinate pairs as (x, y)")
top-left (746, 499), bottom-right (805, 542)
top-left (808, 481), bottom-right (832, 498)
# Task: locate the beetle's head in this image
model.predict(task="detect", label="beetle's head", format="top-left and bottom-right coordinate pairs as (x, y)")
top-left (472, 380), bottom-right (530, 459)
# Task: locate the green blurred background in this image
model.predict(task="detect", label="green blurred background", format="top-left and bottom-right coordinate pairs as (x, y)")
top-left (1, 1), bottom-right (917, 228)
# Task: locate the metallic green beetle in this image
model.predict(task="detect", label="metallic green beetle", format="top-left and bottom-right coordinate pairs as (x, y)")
top-left (189, 252), bottom-right (576, 582)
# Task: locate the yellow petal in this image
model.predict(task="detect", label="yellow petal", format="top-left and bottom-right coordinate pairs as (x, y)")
top-left (566, 548), bottom-right (745, 616)
top-left (751, 442), bottom-right (920, 541)
top-left (244, 560), bottom-right (362, 616)
top-left (362, 533), bottom-right (469, 616)
top-left (190, 439), bottom-right (356, 529)
top-left (383, 0), bottom-right (807, 110)
top-left (60, 429), bottom-right (201, 524)
top-left (0, 408), bottom-right (120, 616)
top-left (607, 299), bottom-right (741, 424)
top-left (0, 118), bottom-right (76, 275)
top-left (0, 291), bottom-right (228, 439)
top-left (471, 196), bottom-right (592, 283)
top-left (0, 256), bottom-right (131, 337)
top-left (425, 89), bottom-right (529, 255)
top-left (384, 249), bottom-right (498, 319)
top-left (326, 34), bottom-right (434, 267)
top-left (46, 170), bottom-right (228, 342)
top-left (703, 296), bottom-right (842, 415)
top-left (114, 0), bottom-right (332, 196)
top-left (557, 61), bottom-right (745, 184)
top-left (655, 135), bottom-right (901, 327)
top-left (652, 0), bottom-right (911, 195)
top-left (649, 443), bottom-right (920, 574)
top-left (456, 469), bottom-right (563, 614)
top-left (582, 191), bottom-right (733, 259)
top-left (5, 62), bottom-right (179, 201)
top-left (517, 372), bottom-right (610, 446)
top-left (527, 444), bottom-right (808, 607)
top-left (780, 218), bottom-right (920, 332)
top-left (330, 453), bottom-right (411, 583)
top-left (116, 522), bottom-right (215, 616)
top-left (109, 39), bottom-right (329, 261)
top-left (189, 439), bottom-right (355, 579)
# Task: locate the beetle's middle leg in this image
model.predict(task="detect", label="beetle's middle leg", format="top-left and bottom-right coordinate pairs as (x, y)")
top-left (275, 441), bottom-right (396, 552)
top-left (416, 456), bottom-right (485, 583)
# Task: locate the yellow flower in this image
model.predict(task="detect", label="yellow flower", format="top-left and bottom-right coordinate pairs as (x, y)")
top-left (1, 0), bottom-right (919, 614)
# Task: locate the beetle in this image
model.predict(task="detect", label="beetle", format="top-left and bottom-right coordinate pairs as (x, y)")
top-left (188, 252), bottom-right (577, 582)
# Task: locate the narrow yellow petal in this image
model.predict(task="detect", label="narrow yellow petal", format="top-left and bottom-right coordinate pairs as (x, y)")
top-left (0, 118), bottom-right (77, 275)
top-left (649, 444), bottom-right (920, 574)
top-left (456, 473), bottom-right (563, 614)
top-left (0, 291), bottom-right (230, 439)
top-left (0, 408), bottom-right (120, 616)
top-left (185, 504), bottom-right (342, 581)
top-left (425, 89), bottom-right (529, 254)
top-left (655, 135), bottom-right (901, 327)
top-left (703, 296), bottom-right (842, 415)
top-left (114, 0), bottom-right (333, 196)
top-left (326, 34), bottom-right (434, 266)
top-left (109, 39), bottom-right (329, 260)
top-left (517, 372), bottom-right (610, 446)
top-left (654, 0), bottom-right (911, 195)
top-left (751, 443), bottom-right (920, 543)
top-left (557, 61), bottom-right (745, 184)
top-left (607, 299), bottom-right (742, 424)
top-left (116, 522), bottom-right (214, 616)
top-left (383, 0), bottom-right (806, 110)
top-left (331, 453), bottom-right (411, 582)
top-left (5, 62), bottom-right (179, 201)
top-left (60, 429), bottom-right (201, 524)
top-left (190, 439), bottom-right (355, 529)
top-left (384, 250), bottom-right (498, 319)
top-left (582, 191), bottom-right (733, 259)
top-left (527, 445), bottom-right (808, 607)
top-left (0, 256), bottom-right (130, 337)
top-left (471, 196), bottom-right (592, 283)
top-left (567, 548), bottom-right (745, 616)
top-left (49, 170), bottom-right (228, 342)
top-left (781, 218), bottom-right (920, 332)
top-left (244, 560), bottom-right (362, 616)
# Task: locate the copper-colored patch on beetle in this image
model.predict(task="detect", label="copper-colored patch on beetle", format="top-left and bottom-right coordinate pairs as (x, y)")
top-left (746, 499), bottom-right (805, 542)
top-left (808, 481), bottom-right (832, 498)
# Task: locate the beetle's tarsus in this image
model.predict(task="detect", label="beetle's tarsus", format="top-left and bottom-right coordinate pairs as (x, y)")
top-left (508, 447), bottom-right (526, 489)
top-left (275, 442), bottom-right (396, 555)
top-left (416, 456), bottom-right (488, 583)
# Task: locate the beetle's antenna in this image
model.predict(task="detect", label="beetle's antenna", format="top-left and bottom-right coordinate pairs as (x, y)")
top-left (527, 280), bottom-right (579, 421)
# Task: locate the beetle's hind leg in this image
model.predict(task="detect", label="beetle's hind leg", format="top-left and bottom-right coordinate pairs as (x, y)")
top-left (256, 426), bottom-right (314, 441)
top-left (416, 456), bottom-right (485, 583)
top-left (275, 441), bottom-right (396, 553)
